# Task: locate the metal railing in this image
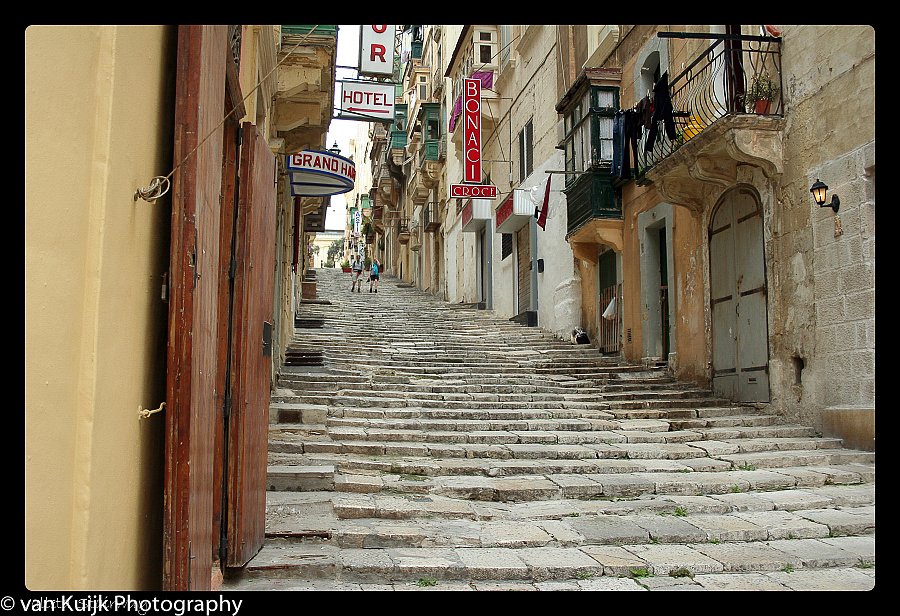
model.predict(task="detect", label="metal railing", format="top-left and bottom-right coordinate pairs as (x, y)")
top-left (599, 283), bottom-right (621, 355)
top-left (636, 33), bottom-right (782, 181)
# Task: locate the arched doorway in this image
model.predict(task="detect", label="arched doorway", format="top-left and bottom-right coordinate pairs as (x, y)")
top-left (710, 187), bottom-right (770, 402)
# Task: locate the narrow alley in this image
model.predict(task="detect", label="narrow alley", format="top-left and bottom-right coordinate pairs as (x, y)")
top-left (223, 267), bottom-right (875, 592)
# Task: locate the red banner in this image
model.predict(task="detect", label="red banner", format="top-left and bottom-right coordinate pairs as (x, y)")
top-left (462, 199), bottom-right (473, 228)
top-left (495, 193), bottom-right (513, 227)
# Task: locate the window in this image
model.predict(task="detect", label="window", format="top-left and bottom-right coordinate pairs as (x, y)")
top-left (500, 25), bottom-right (511, 70)
top-left (501, 233), bottom-right (512, 259)
top-left (418, 74), bottom-right (428, 100)
top-left (427, 117), bottom-right (439, 140)
top-left (480, 44), bottom-right (492, 64)
top-left (561, 85), bottom-right (618, 186)
top-left (518, 119), bottom-right (533, 183)
top-left (474, 29), bottom-right (497, 69)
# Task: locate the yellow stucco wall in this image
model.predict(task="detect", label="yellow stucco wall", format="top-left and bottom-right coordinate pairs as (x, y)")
top-left (25, 25), bottom-right (173, 590)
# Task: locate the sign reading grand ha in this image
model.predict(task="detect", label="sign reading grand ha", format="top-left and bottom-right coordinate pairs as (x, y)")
top-left (286, 150), bottom-right (356, 196)
top-left (359, 25), bottom-right (396, 77)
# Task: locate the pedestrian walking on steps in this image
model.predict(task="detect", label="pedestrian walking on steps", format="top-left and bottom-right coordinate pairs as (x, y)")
top-left (350, 254), bottom-right (363, 292)
top-left (369, 257), bottom-right (380, 293)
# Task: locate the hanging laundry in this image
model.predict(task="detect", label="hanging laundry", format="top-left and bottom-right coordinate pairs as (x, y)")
top-left (636, 95), bottom-right (653, 130)
top-left (611, 110), bottom-right (624, 178)
top-left (536, 175), bottom-right (551, 230)
top-left (645, 71), bottom-right (677, 152)
top-left (612, 109), bottom-right (641, 181)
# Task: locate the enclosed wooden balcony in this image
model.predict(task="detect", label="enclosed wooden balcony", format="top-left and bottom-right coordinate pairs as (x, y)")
top-left (273, 25), bottom-right (337, 153)
top-left (423, 201), bottom-right (440, 233)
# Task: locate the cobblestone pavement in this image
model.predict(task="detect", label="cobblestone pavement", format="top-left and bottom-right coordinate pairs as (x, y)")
top-left (223, 268), bottom-right (875, 592)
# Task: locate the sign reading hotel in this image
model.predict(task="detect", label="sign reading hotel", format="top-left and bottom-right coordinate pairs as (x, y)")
top-left (464, 78), bottom-right (482, 183)
top-left (450, 184), bottom-right (497, 198)
top-left (338, 81), bottom-right (396, 122)
top-left (286, 150), bottom-right (356, 197)
top-left (359, 25), bottom-right (396, 77)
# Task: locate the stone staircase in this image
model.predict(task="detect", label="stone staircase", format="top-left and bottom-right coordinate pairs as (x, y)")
top-left (223, 268), bottom-right (875, 591)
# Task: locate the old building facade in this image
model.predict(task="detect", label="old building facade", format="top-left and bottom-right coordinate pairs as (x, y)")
top-left (368, 24), bottom-right (874, 448)
top-left (25, 24), bottom-right (339, 590)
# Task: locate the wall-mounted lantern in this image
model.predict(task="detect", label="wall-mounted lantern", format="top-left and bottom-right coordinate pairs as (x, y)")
top-left (810, 179), bottom-right (840, 213)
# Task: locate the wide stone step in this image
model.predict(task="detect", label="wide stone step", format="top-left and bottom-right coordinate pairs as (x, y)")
top-left (276, 381), bottom-right (705, 397)
top-left (299, 499), bottom-right (875, 550)
top-left (282, 451), bottom-right (873, 489)
top-left (271, 394), bottom-right (733, 411)
top-left (283, 387), bottom-right (716, 403)
top-left (226, 544), bottom-right (875, 590)
top-left (325, 482), bottom-right (875, 521)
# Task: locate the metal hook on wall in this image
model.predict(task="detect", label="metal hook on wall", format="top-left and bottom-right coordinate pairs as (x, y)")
top-left (138, 401), bottom-right (166, 419)
top-left (133, 176), bottom-right (171, 203)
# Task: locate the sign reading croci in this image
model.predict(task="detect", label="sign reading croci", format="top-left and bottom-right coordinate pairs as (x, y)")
top-left (287, 150), bottom-right (356, 196)
top-left (451, 184), bottom-right (497, 198)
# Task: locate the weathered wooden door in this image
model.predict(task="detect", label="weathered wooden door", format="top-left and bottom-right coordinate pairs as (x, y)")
top-left (225, 122), bottom-right (276, 566)
top-left (710, 188), bottom-right (770, 402)
top-left (164, 25), bottom-right (230, 591)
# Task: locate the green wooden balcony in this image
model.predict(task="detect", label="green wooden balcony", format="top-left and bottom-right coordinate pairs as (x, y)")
top-left (565, 170), bottom-right (621, 236)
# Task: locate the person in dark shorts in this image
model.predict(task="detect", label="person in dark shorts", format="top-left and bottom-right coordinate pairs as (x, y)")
top-left (369, 257), bottom-right (380, 293)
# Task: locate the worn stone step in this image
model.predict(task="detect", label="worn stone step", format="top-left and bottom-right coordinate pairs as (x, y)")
top-left (267, 465), bottom-right (336, 492)
top-left (227, 534), bottom-right (875, 586)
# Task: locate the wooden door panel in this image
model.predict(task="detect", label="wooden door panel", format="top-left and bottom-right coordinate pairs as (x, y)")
top-left (226, 122), bottom-right (276, 567)
top-left (710, 190), bottom-right (770, 403)
top-left (164, 25), bottom-right (229, 591)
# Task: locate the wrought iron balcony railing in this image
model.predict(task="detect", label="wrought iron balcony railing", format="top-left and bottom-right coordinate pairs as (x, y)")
top-left (636, 32), bottom-right (783, 181)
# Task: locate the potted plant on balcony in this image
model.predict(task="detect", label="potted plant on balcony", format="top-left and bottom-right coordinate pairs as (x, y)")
top-left (745, 72), bottom-right (777, 115)
top-left (340, 258), bottom-right (351, 273)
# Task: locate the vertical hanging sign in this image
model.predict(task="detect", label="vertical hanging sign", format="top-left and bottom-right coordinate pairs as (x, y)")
top-left (464, 77), bottom-right (481, 183)
top-left (359, 25), bottom-right (396, 77)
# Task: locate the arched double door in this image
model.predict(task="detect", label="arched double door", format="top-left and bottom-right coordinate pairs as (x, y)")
top-left (710, 187), bottom-right (770, 402)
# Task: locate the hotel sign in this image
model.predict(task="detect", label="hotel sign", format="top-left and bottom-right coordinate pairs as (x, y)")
top-left (337, 80), bottom-right (396, 122)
